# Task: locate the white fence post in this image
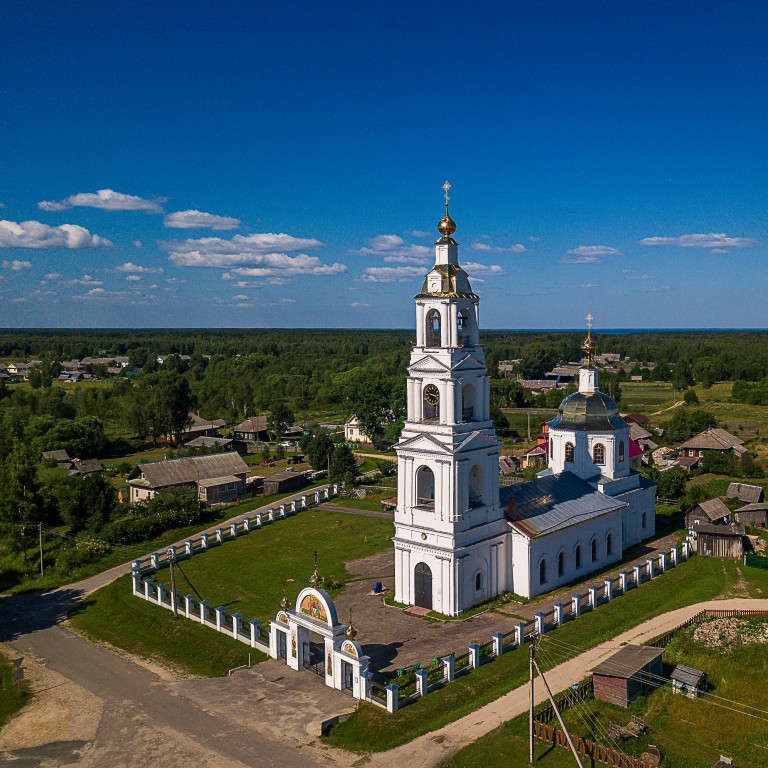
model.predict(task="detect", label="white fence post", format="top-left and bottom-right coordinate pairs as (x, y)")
top-left (646, 557), bottom-right (655, 578)
top-left (256, 513), bottom-right (263, 526)
top-left (216, 528), bottom-right (224, 543)
top-left (514, 621), bottom-right (526, 646)
top-left (184, 594), bottom-right (194, 619)
top-left (385, 684), bottom-right (399, 713)
top-left (250, 620), bottom-right (261, 647)
top-left (588, 586), bottom-right (598, 608)
top-left (443, 656), bottom-right (455, 681)
top-left (243, 517), bottom-right (251, 532)
top-left (232, 613), bottom-right (242, 639)
top-left (534, 613), bottom-right (546, 634)
top-left (469, 643), bottom-right (480, 669)
top-left (185, 539), bottom-right (194, 556)
top-left (156, 583), bottom-right (166, 607)
top-left (150, 552), bottom-right (160, 569)
top-left (200, 533), bottom-right (209, 550)
top-left (200, 600), bottom-right (209, 624)
top-left (215, 606), bottom-right (226, 632)
top-left (230, 523), bottom-right (238, 538)
top-left (131, 570), bottom-right (142, 595)
top-left (670, 546), bottom-right (678, 565)
top-left (554, 603), bottom-right (564, 625)
top-left (492, 632), bottom-right (504, 656)
top-left (619, 571), bottom-right (629, 593)
top-left (659, 552), bottom-right (668, 572)
top-left (604, 578), bottom-right (613, 601)
top-left (633, 563), bottom-right (642, 584)
top-left (571, 594), bottom-right (582, 617)
top-left (143, 578), bottom-right (154, 601)
top-left (416, 669), bottom-right (428, 696)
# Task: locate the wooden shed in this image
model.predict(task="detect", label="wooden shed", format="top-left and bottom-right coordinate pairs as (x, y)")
top-left (686, 498), bottom-right (731, 529)
top-left (735, 503), bottom-right (768, 529)
top-left (670, 664), bottom-right (707, 698)
top-left (591, 645), bottom-right (664, 708)
top-left (263, 470), bottom-right (309, 496)
top-left (694, 523), bottom-right (746, 559)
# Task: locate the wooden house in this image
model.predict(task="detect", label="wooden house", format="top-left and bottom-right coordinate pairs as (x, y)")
top-left (591, 645), bottom-right (664, 708)
top-left (686, 498), bottom-right (731, 529)
top-left (727, 482), bottom-right (764, 504)
top-left (678, 428), bottom-right (746, 459)
top-left (735, 503), bottom-right (768, 529)
top-left (263, 470), bottom-right (309, 496)
top-left (670, 664), bottom-right (707, 698)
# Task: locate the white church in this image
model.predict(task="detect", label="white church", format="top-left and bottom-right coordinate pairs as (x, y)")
top-left (393, 188), bottom-right (656, 614)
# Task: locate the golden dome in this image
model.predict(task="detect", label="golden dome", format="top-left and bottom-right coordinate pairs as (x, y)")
top-left (438, 212), bottom-right (457, 237)
top-left (345, 607), bottom-right (357, 640)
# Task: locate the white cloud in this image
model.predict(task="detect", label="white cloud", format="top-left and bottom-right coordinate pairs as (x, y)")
top-left (0, 220), bottom-right (111, 249)
top-left (133, 240), bottom-right (143, 248)
top-left (624, 273), bottom-right (656, 280)
top-left (125, 275), bottom-right (142, 282)
top-left (233, 294), bottom-right (249, 301)
top-left (164, 210), bottom-right (241, 230)
top-left (278, 298), bottom-right (296, 304)
top-left (638, 233), bottom-right (757, 249)
top-left (68, 275), bottom-right (103, 287)
top-left (221, 256), bottom-right (346, 278)
top-left (560, 255), bottom-right (599, 264)
top-left (44, 272), bottom-right (62, 281)
top-left (580, 283), bottom-right (600, 289)
top-left (566, 245), bottom-right (623, 257)
top-left (709, 248), bottom-right (728, 254)
top-left (350, 302), bottom-right (371, 308)
top-left (352, 234), bottom-right (431, 264)
top-left (359, 266), bottom-right (425, 283)
top-left (72, 287), bottom-right (130, 301)
top-left (528, 236), bottom-right (541, 242)
top-left (2, 259), bottom-right (32, 270)
top-left (11, 297), bottom-right (28, 303)
top-left (463, 262), bottom-right (504, 276)
top-left (38, 188), bottom-right (163, 212)
top-left (116, 262), bottom-right (164, 274)
top-left (470, 242), bottom-right (526, 253)
top-left (232, 277), bottom-right (289, 288)
top-left (0, 202), bottom-right (5, 208)
top-left (409, 230), bottom-right (432, 238)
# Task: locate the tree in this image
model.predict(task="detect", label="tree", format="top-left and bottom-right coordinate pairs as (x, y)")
top-left (490, 404), bottom-right (509, 436)
top-left (56, 474), bottom-right (117, 532)
top-left (701, 450), bottom-right (737, 476)
top-left (130, 371), bottom-right (194, 445)
top-left (306, 433), bottom-right (334, 471)
top-left (683, 388), bottom-right (699, 405)
top-left (519, 343), bottom-right (558, 379)
top-left (655, 467), bottom-right (688, 499)
top-left (330, 445), bottom-right (357, 484)
top-left (342, 368), bottom-right (405, 450)
top-left (666, 408), bottom-right (717, 443)
top-left (0, 443), bottom-right (43, 560)
top-left (267, 403), bottom-right (294, 442)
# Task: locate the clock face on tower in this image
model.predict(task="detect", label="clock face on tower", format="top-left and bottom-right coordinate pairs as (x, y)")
top-left (424, 384), bottom-right (440, 406)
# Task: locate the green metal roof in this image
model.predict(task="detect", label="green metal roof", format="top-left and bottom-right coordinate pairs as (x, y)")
top-left (548, 390), bottom-right (628, 432)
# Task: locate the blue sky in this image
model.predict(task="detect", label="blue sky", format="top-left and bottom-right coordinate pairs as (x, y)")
top-left (1, 1), bottom-right (766, 329)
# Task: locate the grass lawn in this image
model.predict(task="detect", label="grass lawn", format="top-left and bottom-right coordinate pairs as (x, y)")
top-left (68, 574), bottom-right (260, 677)
top-left (0, 654), bottom-right (32, 729)
top-left (68, 508), bottom-right (394, 676)
top-left (324, 557), bottom-right (768, 753)
top-left (326, 489), bottom-right (397, 513)
top-left (444, 615), bottom-right (768, 768)
top-left (619, 382), bottom-right (676, 411)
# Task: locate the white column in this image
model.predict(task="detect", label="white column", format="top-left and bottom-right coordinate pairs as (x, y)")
top-left (415, 304), bottom-right (425, 347)
top-left (446, 380), bottom-right (457, 424)
top-left (415, 378), bottom-right (423, 421)
top-left (492, 632), bottom-right (504, 656)
top-left (407, 379), bottom-right (416, 421)
top-left (440, 303), bottom-right (449, 347)
top-left (468, 643), bottom-right (480, 669)
top-left (619, 571), bottom-right (629, 593)
top-left (215, 606), bottom-right (226, 632)
top-left (483, 376), bottom-right (491, 420)
top-left (449, 303), bottom-right (458, 347)
top-left (232, 613), bottom-right (242, 639)
top-left (633, 563), bottom-right (643, 584)
top-left (386, 684), bottom-right (399, 713)
top-left (646, 557), bottom-right (655, 578)
top-left (416, 669), bottom-right (429, 696)
top-left (250, 620), bottom-right (261, 647)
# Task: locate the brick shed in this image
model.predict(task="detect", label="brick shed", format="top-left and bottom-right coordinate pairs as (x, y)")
top-left (591, 645), bottom-right (664, 708)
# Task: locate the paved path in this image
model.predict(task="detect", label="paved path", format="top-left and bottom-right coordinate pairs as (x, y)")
top-left (366, 597), bottom-right (768, 768)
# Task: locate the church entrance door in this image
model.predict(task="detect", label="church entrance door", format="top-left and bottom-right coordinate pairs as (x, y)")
top-left (302, 635), bottom-right (325, 677)
top-left (342, 660), bottom-right (353, 690)
top-left (414, 562), bottom-right (433, 610)
top-left (277, 631), bottom-right (287, 660)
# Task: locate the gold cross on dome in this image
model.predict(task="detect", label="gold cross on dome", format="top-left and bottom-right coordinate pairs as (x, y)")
top-left (442, 180), bottom-right (451, 207)
top-left (586, 312), bottom-right (593, 332)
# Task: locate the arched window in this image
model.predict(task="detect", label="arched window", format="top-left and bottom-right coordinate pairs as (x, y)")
top-left (416, 466), bottom-right (435, 510)
top-left (641, 512), bottom-right (647, 529)
top-left (606, 532), bottom-right (614, 555)
top-left (539, 558), bottom-right (548, 585)
top-left (475, 571), bottom-right (483, 592)
top-left (618, 441), bottom-right (625, 462)
top-left (468, 464), bottom-right (484, 508)
top-left (591, 538), bottom-right (598, 562)
top-left (565, 442), bottom-right (575, 463)
top-left (557, 551), bottom-right (565, 577)
top-left (426, 309), bottom-right (442, 347)
top-left (461, 382), bottom-right (475, 422)
top-left (575, 545), bottom-right (582, 569)
top-left (593, 443), bottom-right (605, 465)
top-left (457, 309), bottom-right (470, 346)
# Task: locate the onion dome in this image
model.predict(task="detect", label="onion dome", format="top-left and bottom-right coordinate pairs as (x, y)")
top-left (280, 590), bottom-right (290, 611)
top-left (548, 390), bottom-right (628, 432)
top-left (345, 607), bottom-right (358, 640)
top-left (309, 550), bottom-right (324, 589)
top-left (437, 179), bottom-right (457, 240)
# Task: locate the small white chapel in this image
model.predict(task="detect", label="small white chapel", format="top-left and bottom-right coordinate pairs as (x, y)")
top-left (393, 186), bottom-right (656, 614)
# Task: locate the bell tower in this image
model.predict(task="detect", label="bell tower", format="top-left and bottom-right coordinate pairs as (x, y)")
top-left (393, 183), bottom-right (509, 616)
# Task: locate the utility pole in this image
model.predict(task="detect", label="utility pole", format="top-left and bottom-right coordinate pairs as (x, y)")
top-left (529, 634), bottom-right (535, 764)
top-left (168, 548), bottom-right (178, 620)
top-left (38, 522), bottom-right (44, 577)
top-left (531, 656), bottom-right (585, 768)
top-left (527, 412), bottom-right (531, 442)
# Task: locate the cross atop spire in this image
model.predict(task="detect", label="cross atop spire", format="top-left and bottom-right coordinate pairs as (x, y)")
top-left (437, 181), bottom-right (457, 238)
top-left (442, 180), bottom-right (451, 209)
top-left (586, 312), bottom-right (593, 332)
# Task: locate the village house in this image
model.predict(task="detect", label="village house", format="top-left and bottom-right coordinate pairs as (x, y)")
top-left (344, 416), bottom-right (367, 443)
top-left (233, 415), bottom-right (270, 442)
top-left (686, 498), bottom-right (732, 528)
top-left (67, 458), bottom-right (104, 476)
top-left (180, 412), bottom-right (226, 442)
top-left (735, 502), bottom-right (768, 529)
top-left (262, 469), bottom-right (309, 496)
top-left (591, 645), bottom-right (664, 708)
top-left (678, 428), bottom-right (746, 459)
top-left (183, 435), bottom-right (235, 452)
top-left (127, 452), bottom-right (249, 504)
top-left (726, 482), bottom-right (764, 504)
top-left (40, 449), bottom-right (73, 468)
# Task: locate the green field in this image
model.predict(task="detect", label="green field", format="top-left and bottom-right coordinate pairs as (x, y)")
top-left (324, 557), bottom-right (768, 753)
top-left (444, 615), bottom-right (768, 768)
top-left (68, 508), bottom-right (394, 675)
top-left (619, 382), bottom-right (677, 411)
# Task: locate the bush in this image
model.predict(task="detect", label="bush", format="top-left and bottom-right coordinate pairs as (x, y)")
top-left (56, 538), bottom-right (112, 574)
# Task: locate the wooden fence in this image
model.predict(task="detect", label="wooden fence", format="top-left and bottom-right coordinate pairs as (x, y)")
top-left (534, 721), bottom-right (645, 768)
top-left (646, 608), bottom-right (768, 648)
top-left (534, 679), bottom-right (594, 725)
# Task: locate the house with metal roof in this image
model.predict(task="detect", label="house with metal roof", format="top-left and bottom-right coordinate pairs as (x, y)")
top-left (127, 452), bottom-right (249, 504)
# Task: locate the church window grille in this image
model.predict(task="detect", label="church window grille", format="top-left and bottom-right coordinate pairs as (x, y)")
top-left (593, 443), bottom-right (606, 465)
top-left (539, 558), bottom-right (548, 585)
top-left (557, 551), bottom-right (565, 577)
top-left (591, 538), bottom-right (598, 562)
top-left (565, 442), bottom-right (575, 463)
top-left (575, 545), bottom-right (582, 568)
top-left (618, 441), bottom-right (625, 462)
